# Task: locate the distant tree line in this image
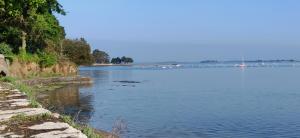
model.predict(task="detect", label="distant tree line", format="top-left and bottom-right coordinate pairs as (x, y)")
top-left (62, 38), bottom-right (135, 66)
top-left (111, 56), bottom-right (134, 64)
top-left (62, 38), bottom-right (111, 65)
top-left (92, 49), bottom-right (110, 64)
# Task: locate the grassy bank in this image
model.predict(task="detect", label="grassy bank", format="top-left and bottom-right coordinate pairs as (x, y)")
top-left (0, 76), bottom-right (105, 138)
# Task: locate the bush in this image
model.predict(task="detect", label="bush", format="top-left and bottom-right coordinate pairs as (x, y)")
top-left (0, 76), bottom-right (16, 83)
top-left (17, 49), bottom-right (40, 63)
top-left (0, 43), bottom-right (13, 56)
top-left (16, 49), bottom-right (57, 68)
top-left (38, 52), bottom-right (57, 68)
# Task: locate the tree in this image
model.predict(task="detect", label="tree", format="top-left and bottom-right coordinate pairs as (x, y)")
top-left (111, 56), bottom-right (134, 64)
top-left (121, 56), bottom-right (134, 64)
top-left (92, 49), bottom-right (110, 64)
top-left (0, 0), bottom-right (65, 53)
top-left (63, 38), bottom-right (94, 66)
top-left (126, 57), bottom-right (134, 63)
top-left (121, 56), bottom-right (126, 63)
top-left (111, 57), bottom-right (121, 64)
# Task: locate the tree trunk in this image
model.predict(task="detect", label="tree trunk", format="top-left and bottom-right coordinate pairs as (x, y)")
top-left (60, 39), bottom-right (63, 56)
top-left (21, 31), bottom-right (27, 51)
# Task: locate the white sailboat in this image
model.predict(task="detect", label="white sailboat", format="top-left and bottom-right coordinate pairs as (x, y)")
top-left (239, 57), bottom-right (247, 68)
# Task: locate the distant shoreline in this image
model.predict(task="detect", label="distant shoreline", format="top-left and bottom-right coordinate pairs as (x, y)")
top-left (90, 63), bottom-right (133, 66)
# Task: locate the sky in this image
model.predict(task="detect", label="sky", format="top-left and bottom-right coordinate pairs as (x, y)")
top-left (57, 0), bottom-right (300, 62)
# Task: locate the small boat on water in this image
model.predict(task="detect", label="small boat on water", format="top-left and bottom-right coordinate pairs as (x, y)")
top-left (239, 63), bottom-right (246, 68)
top-left (237, 57), bottom-right (247, 68)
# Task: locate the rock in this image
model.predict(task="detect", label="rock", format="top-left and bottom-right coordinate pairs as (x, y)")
top-left (11, 101), bottom-right (30, 106)
top-left (31, 127), bottom-right (87, 138)
top-left (29, 122), bottom-right (70, 130)
top-left (0, 84), bottom-right (88, 138)
top-left (0, 132), bottom-right (24, 138)
top-left (0, 98), bottom-right (30, 107)
top-left (11, 89), bottom-right (22, 93)
top-left (6, 94), bottom-right (26, 98)
top-left (6, 99), bottom-right (28, 102)
top-left (52, 113), bottom-right (60, 118)
top-left (0, 54), bottom-right (9, 77)
top-left (0, 125), bottom-right (7, 131)
top-left (0, 108), bottom-right (50, 121)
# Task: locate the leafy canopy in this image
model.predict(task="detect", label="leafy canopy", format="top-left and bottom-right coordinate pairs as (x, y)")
top-left (0, 0), bottom-right (65, 53)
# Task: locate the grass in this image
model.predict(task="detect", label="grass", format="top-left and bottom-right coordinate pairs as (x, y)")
top-left (61, 115), bottom-right (103, 138)
top-left (8, 113), bottom-right (53, 124)
top-left (0, 113), bottom-right (57, 137)
top-left (0, 76), bottom-right (40, 108)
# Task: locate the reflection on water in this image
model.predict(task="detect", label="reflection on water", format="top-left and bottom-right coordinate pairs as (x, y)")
top-left (37, 84), bottom-right (94, 123)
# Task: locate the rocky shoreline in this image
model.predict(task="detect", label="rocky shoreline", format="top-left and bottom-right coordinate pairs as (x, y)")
top-left (0, 82), bottom-right (88, 138)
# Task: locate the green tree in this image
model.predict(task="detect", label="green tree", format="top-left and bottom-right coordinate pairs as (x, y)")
top-left (111, 57), bottom-right (121, 64)
top-left (0, 43), bottom-right (13, 56)
top-left (0, 0), bottom-right (65, 53)
top-left (120, 56), bottom-right (134, 64)
top-left (92, 49), bottom-right (110, 64)
top-left (111, 56), bottom-right (133, 64)
top-left (63, 38), bottom-right (94, 66)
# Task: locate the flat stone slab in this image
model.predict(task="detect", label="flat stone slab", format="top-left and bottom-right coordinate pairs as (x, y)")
top-left (0, 132), bottom-right (24, 138)
top-left (0, 98), bottom-right (30, 107)
top-left (0, 83), bottom-right (88, 138)
top-left (0, 125), bottom-right (7, 131)
top-left (31, 127), bottom-right (87, 138)
top-left (6, 94), bottom-right (26, 98)
top-left (29, 122), bottom-right (70, 130)
top-left (3, 99), bottom-right (28, 103)
top-left (0, 108), bottom-right (50, 121)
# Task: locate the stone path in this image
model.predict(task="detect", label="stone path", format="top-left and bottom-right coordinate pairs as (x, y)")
top-left (0, 84), bottom-right (87, 138)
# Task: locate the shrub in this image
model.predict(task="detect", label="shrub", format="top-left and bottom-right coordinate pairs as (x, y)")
top-left (0, 43), bottom-right (13, 56)
top-left (38, 52), bottom-right (57, 68)
top-left (17, 49), bottom-right (40, 63)
top-left (0, 76), bottom-right (16, 83)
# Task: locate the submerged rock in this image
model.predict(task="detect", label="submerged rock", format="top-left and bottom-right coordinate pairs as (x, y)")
top-left (113, 80), bottom-right (141, 83)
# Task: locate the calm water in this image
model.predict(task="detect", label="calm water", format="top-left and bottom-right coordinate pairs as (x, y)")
top-left (37, 62), bottom-right (300, 138)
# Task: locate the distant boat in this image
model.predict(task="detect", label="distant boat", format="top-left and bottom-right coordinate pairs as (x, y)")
top-left (238, 57), bottom-right (247, 68)
top-left (239, 63), bottom-right (246, 68)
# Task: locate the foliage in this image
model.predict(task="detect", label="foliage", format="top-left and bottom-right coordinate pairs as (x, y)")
top-left (0, 0), bottom-right (65, 53)
top-left (60, 115), bottom-right (103, 138)
top-left (63, 38), bottom-right (94, 66)
top-left (82, 126), bottom-right (102, 138)
top-left (121, 56), bottom-right (134, 64)
top-left (0, 76), bottom-right (40, 107)
top-left (0, 76), bottom-right (16, 83)
top-left (111, 57), bottom-right (122, 64)
top-left (9, 113), bottom-right (52, 123)
top-left (13, 49), bottom-right (57, 68)
top-left (38, 51), bottom-right (57, 68)
top-left (92, 49), bottom-right (110, 64)
top-left (17, 49), bottom-right (40, 63)
top-left (0, 42), bottom-right (13, 56)
top-left (111, 56), bottom-right (134, 64)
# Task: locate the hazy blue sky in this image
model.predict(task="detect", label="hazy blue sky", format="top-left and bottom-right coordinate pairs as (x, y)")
top-left (57, 0), bottom-right (300, 62)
